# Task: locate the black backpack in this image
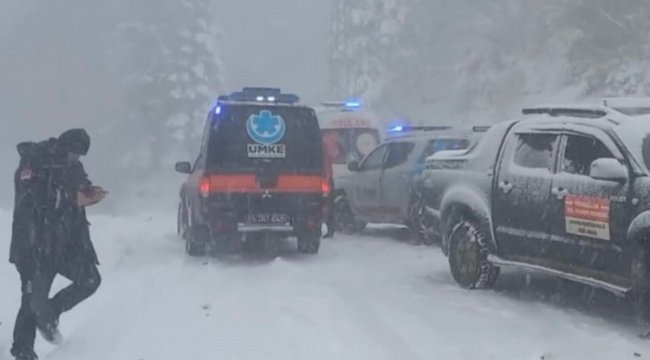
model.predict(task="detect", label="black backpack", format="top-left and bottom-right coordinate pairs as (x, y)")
top-left (13, 139), bottom-right (70, 262)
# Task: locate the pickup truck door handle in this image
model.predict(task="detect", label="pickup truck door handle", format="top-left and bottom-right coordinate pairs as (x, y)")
top-left (498, 180), bottom-right (514, 194)
top-left (551, 187), bottom-right (569, 199)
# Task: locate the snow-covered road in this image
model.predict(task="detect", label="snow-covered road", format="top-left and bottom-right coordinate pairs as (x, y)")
top-left (0, 210), bottom-right (647, 360)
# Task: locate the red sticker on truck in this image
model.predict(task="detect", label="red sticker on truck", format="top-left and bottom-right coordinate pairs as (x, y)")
top-left (565, 195), bottom-right (611, 241)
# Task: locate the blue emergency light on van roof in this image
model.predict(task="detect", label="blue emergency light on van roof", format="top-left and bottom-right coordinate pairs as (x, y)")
top-left (388, 125), bottom-right (454, 135)
top-left (321, 99), bottom-right (364, 110)
top-left (345, 100), bottom-right (362, 109)
top-left (217, 87), bottom-right (300, 104)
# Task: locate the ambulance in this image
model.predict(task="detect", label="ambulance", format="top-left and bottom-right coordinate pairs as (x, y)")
top-left (316, 101), bottom-right (382, 182)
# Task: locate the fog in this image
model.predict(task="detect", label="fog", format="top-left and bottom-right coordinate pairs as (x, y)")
top-left (217, 0), bottom-right (331, 104)
top-left (2, 0), bottom-right (649, 210)
top-left (2, 4), bottom-right (650, 358)
top-left (0, 0), bottom-right (332, 210)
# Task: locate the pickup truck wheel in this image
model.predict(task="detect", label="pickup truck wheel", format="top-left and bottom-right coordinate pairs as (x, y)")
top-left (407, 200), bottom-right (438, 245)
top-left (631, 244), bottom-right (650, 324)
top-left (334, 198), bottom-right (363, 234)
top-left (448, 220), bottom-right (499, 289)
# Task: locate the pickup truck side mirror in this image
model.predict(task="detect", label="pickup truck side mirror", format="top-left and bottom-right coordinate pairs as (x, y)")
top-left (590, 158), bottom-right (628, 182)
top-left (348, 161), bottom-right (360, 172)
top-left (175, 161), bottom-right (192, 174)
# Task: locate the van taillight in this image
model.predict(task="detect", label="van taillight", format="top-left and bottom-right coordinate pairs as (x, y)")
top-left (199, 177), bottom-right (211, 197)
top-left (321, 178), bottom-right (332, 197)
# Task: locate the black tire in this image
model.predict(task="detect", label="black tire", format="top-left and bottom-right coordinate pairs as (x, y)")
top-left (297, 230), bottom-right (321, 254)
top-left (407, 199), bottom-right (438, 245)
top-left (448, 220), bottom-right (499, 289)
top-left (177, 203), bottom-right (181, 235)
top-left (177, 202), bottom-right (189, 239)
top-left (333, 198), bottom-right (365, 234)
top-left (631, 244), bottom-right (650, 324)
top-left (186, 224), bottom-right (208, 257)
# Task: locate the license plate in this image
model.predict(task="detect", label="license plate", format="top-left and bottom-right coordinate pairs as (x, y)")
top-left (245, 214), bottom-right (289, 224)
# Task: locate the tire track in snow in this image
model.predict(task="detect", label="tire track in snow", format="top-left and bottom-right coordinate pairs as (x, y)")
top-left (330, 286), bottom-right (423, 360)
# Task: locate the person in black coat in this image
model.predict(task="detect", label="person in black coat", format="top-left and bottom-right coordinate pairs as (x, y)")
top-left (9, 129), bottom-right (107, 360)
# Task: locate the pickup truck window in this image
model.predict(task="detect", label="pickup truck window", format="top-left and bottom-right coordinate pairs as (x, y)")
top-left (513, 134), bottom-right (559, 171)
top-left (385, 142), bottom-right (415, 169)
top-left (417, 138), bottom-right (470, 163)
top-left (360, 144), bottom-right (388, 171)
top-left (562, 135), bottom-right (615, 176)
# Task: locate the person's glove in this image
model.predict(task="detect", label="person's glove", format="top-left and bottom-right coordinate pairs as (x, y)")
top-left (77, 186), bottom-right (108, 207)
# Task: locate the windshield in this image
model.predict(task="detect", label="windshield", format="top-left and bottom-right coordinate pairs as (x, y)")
top-left (614, 118), bottom-right (650, 173)
top-left (207, 105), bottom-right (322, 174)
top-left (321, 128), bottom-right (380, 165)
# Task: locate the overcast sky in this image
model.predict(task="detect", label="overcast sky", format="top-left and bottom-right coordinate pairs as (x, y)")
top-left (215, 0), bottom-right (332, 104)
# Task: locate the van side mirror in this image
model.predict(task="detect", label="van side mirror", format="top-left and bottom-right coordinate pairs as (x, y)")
top-left (348, 161), bottom-right (360, 172)
top-left (175, 161), bottom-right (192, 174)
top-left (590, 158), bottom-right (628, 182)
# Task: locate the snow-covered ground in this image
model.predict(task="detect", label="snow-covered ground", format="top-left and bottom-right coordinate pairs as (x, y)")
top-left (0, 209), bottom-right (647, 360)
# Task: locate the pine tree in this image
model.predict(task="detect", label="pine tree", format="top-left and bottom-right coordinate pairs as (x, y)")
top-left (330, 0), bottom-right (411, 103)
top-left (110, 0), bottom-right (225, 174)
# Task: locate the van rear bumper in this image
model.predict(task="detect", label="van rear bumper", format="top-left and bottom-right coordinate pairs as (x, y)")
top-left (198, 192), bottom-right (325, 235)
top-left (237, 223), bottom-right (295, 233)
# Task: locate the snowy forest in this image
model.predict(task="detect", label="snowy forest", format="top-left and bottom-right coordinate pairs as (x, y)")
top-left (331, 0), bottom-right (650, 124)
top-left (1, 0), bottom-right (650, 208)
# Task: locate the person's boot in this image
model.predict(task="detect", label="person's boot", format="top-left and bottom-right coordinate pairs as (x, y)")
top-left (37, 318), bottom-right (63, 345)
top-left (35, 307), bottom-right (63, 345)
top-left (10, 346), bottom-right (38, 360)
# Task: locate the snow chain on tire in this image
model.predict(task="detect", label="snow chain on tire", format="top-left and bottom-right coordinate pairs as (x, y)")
top-left (450, 220), bottom-right (495, 289)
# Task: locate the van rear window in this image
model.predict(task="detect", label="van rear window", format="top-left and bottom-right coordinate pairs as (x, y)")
top-left (207, 105), bottom-right (323, 174)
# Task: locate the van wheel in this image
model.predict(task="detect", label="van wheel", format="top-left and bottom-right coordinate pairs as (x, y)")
top-left (448, 220), bottom-right (499, 289)
top-left (178, 203), bottom-right (189, 239)
top-left (186, 225), bottom-right (208, 257)
top-left (297, 229), bottom-right (321, 254)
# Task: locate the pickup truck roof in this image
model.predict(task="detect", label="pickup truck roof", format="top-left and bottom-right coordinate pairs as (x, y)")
top-left (521, 98), bottom-right (650, 125)
top-left (426, 100), bottom-right (650, 171)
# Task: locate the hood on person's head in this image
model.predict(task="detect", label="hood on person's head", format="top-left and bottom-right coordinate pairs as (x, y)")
top-left (58, 129), bottom-right (90, 156)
